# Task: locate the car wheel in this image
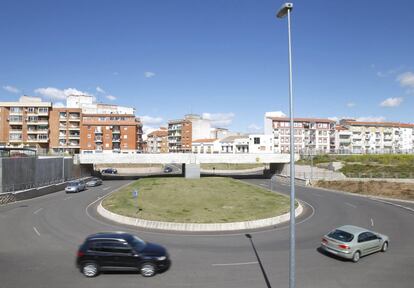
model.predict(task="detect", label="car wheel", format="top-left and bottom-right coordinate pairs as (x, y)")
top-left (352, 251), bottom-right (361, 263)
top-left (81, 262), bottom-right (99, 277)
top-left (140, 262), bottom-right (156, 277)
top-left (381, 241), bottom-right (388, 252)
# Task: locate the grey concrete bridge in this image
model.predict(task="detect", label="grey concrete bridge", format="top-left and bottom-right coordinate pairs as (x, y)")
top-left (77, 153), bottom-right (296, 178)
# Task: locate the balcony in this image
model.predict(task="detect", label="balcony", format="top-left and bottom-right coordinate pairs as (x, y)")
top-left (68, 125), bottom-right (80, 130)
top-left (59, 134), bottom-right (67, 138)
top-left (9, 138), bottom-right (23, 142)
top-left (9, 110), bottom-right (23, 116)
top-left (37, 109), bottom-right (49, 116)
top-left (68, 134), bottom-right (80, 139)
top-left (8, 118), bottom-right (23, 124)
top-left (95, 137), bottom-right (103, 143)
top-left (68, 117), bottom-right (80, 122)
top-left (112, 138), bottom-right (121, 143)
top-left (95, 129), bottom-right (103, 134)
top-left (112, 129), bottom-right (121, 134)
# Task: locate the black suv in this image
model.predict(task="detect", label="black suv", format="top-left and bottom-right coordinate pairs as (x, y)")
top-left (76, 232), bottom-right (170, 277)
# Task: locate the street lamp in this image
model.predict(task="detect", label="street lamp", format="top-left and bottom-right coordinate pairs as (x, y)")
top-left (276, 3), bottom-right (296, 288)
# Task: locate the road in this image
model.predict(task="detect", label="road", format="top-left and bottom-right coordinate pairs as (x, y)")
top-left (0, 178), bottom-right (413, 288)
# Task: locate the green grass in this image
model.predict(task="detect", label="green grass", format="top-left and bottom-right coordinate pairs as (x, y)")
top-left (102, 177), bottom-right (290, 223)
top-left (200, 163), bottom-right (265, 170)
top-left (297, 154), bottom-right (414, 178)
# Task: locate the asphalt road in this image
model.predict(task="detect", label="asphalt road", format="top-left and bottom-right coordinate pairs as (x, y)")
top-left (0, 178), bottom-right (413, 288)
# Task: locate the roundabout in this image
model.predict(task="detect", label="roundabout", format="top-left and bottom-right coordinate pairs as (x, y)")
top-left (98, 177), bottom-right (303, 232)
top-left (0, 178), bottom-right (412, 288)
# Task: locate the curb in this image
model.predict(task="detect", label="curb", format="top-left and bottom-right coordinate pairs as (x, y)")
top-left (97, 202), bottom-right (303, 232)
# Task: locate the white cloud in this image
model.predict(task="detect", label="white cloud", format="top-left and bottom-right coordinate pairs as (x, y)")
top-left (106, 95), bottom-right (117, 101)
top-left (202, 112), bottom-right (235, 127)
top-left (140, 115), bottom-right (164, 126)
top-left (53, 102), bottom-right (65, 108)
top-left (3, 85), bottom-right (20, 93)
top-left (265, 111), bottom-right (287, 118)
top-left (138, 115), bottom-right (165, 139)
top-left (356, 116), bottom-right (386, 122)
top-left (380, 97), bottom-right (403, 107)
top-left (96, 86), bottom-right (105, 94)
top-left (346, 102), bottom-right (355, 108)
top-left (397, 72), bottom-right (414, 88)
top-left (328, 117), bottom-right (339, 122)
top-left (144, 71), bottom-right (156, 78)
top-left (247, 124), bottom-right (262, 133)
top-left (34, 87), bottom-right (92, 100)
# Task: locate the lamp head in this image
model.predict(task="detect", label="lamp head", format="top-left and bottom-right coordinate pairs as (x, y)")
top-left (276, 2), bottom-right (293, 18)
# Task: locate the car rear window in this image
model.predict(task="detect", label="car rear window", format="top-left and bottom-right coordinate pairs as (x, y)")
top-left (327, 229), bottom-right (354, 242)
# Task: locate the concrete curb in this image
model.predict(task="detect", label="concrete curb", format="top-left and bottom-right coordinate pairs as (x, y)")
top-left (97, 202), bottom-right (303, 232)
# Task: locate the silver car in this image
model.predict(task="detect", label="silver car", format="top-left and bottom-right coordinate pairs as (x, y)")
top-left (320, 225), bottom-right (389, 263)
top-left (86, 177), bottom-right (102, 187)
top-left (65, 181), bottom-right (86, 193)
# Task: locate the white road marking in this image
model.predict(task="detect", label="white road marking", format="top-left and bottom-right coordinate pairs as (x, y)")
top-left (344, 202), bottom-right (357, 209)
top-left (33, 208), bottom-right (43, 215)
top-left (212, 261), bottom-right (258, 267)
top-left (373, 199), bottom-right (414, 212)
top-left (371, 218), bottom-right (374, 227)
top-left (33, 227), bottom-right (41, 236)
top-left (103, 186), bottom-right (112, 191)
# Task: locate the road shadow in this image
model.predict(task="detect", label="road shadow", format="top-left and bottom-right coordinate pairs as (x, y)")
top-left (245, 234), bottom-right (272, 288)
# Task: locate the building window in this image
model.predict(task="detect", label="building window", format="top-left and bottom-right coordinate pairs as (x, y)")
top-left (87, 134), bottom-right (91, 139)
top-left (124, 135), bottom-right (127, 139)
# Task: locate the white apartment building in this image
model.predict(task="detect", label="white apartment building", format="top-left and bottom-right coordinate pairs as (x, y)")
top-left (249, 134), bottom-right (274, 153)
top-left (337, 120), bottom-right (414, 153)
top-left (264, 115), bottom-right (336, 153)
top-left (67, 95), bottom-right (135, 115)
top-left (185, 114), bottom-right (211, 140)
top-left (192, 139), bottom-right (220, 154)
top-left (219, 135), bottom-right (249, 154)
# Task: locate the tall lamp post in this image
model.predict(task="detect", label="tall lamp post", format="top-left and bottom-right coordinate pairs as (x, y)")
top-left (276, 3), bottom-right (296, 288)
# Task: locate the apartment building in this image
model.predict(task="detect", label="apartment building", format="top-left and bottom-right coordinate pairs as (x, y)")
top-left (264, 115), bottom-right (336, 153)
top-left (337, 119), bottom-right (414, 153)
top-left (80, 114), bottom-right (138, 153)
top-left (168, 114), bottom-right (213, 153)
top-left (147, 128), bottom-right (168, 153)
top-left (0, 96), bottom-right (51, 151)
top-left (168, 119), bottom-right (192, 153)
top-left (249, 134), bottom-right (274, 153)
top-left (192, 138), bottom-right (220, 154)
top-left (49, 108), bottom-right (82, 154)
top-left (219, 135), bottom-right (249, 154)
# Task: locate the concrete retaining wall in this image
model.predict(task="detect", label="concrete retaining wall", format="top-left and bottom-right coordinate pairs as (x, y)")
top-left (97, 202), bottom-right (303, 232)
top-left (0, 157), bottom-right (93, 193)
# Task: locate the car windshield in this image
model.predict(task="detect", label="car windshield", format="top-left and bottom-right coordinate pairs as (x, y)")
top-left (68, 182), bottom-right (79, 187)
top-left (129, 235), bottom-right (147, 252)
top-left (327, 229), bottom-right (354, 242)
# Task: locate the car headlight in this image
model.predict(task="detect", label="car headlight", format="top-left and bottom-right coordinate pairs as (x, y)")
top-left (157, 256), bottom-right (167, 261)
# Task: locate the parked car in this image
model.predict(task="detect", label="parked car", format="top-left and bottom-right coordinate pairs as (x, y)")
top-left (163, 166), bottom-right (173, 173)
top-left (76, 232), bottom-right (170, 278)
top-left (65, 181), bottom-right (86, 193)
top-left (86, 177), bottom-right (102, 187)
top-left (101, 168), bottom-right (117, 174)
top-left (320, 225), bottom-right (389, 263)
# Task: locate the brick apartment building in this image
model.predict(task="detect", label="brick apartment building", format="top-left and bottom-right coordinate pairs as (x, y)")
top-left (0, 96), bottom-right (52, 151)
top-left (0, 96), bottom-right (143, 154)
top-left (147, 128), bottom-right (168, 153)
top-left (168, 119), bottom-right (192, 152)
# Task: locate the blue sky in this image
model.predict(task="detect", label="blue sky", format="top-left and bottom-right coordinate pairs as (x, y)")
top-left (1, 0), bottom-right (414, 134)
